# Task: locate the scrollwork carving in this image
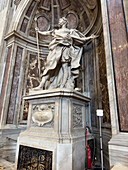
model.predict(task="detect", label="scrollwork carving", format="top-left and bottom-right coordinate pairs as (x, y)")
top-left (73, 105), bottom-right (83, 128)
top-left (32, 104), bottom-right (55, 127)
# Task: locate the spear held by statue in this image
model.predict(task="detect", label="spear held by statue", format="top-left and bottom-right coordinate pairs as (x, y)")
top-left (34, 17), bottom-right (41, 78)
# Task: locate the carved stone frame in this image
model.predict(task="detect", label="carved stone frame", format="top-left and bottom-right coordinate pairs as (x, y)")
top-left (40, 0), bottom-right (51, 11)
top-left (60, 0), bottom-right (70, 10)
top-left (65, 11), bottom-right (79, 29)
top-left (34, 13), bottom-right (51, 31)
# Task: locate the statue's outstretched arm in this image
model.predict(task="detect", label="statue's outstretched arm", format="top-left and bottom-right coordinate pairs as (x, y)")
top-left (71, 29), bottom-right (98, 44)
top-left (71, 34), bottom-right (98, 42)
top-left (83, 34), bottom-right (98, 41)
top-left (35, 27), bottom-right (53, 36)
top-left (39, 30), bottom-right (53, 36)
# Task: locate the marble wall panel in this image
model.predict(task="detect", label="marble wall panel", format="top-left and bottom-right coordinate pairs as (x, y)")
top-left (53, 7), bottom-right (58, 26)
top-left (6, 47), bottom-right (23, 124)
top-left (73, 0), bottom-right (83, 12)
top-left (20, 18), bottom-right (29, 33)
top-left (42, 0), bottom-right (49, 8)
top-left (53, 0), bottom-right (57, 5)
top-left (88, 43), bottom-right (97, 127)
top-left (0, 47), bottom-right (12, 120)
top-left (98, 33), bottom-right (111, 124)
top-left (41, 0), bottom-right (50, 10)
top-left (83, 42), bottom-right (97, 127)
top-left (82, 12), bottom-right (90, 30)
top-left (60, 0), bottom-right (68, 6)
top-left (37, 16), bottom-right (50, 31)
top-left (66, 12), bottom-right (78, 29)
top-left (107, 0), bottom-right (128, 131)
top-left (21, 54), bottom-right (46, 122)
top-left (26, 1), bottom-right (36, 17)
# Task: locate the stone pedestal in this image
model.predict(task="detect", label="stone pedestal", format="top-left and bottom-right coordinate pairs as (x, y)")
top-left (109, 134), bottom-right (128, 168)
top-left (16, 89), bottom-right (90, 170)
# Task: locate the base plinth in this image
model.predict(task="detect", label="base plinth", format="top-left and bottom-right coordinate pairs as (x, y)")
top-left (16, 89), bottom-right (90, 170)
top-left (109, 134), bottom-right (128, 168)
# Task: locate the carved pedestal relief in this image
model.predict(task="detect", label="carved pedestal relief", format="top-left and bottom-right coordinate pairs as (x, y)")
top-left (72, 104), bottom-right (83, 128)
top-left (32, 103), bottom-right (55, 127)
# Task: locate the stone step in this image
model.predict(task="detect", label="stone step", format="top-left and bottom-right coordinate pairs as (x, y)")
top-left (0, 137), bottom-right (17, 163)
top-left (111, 166), bottom-right (128, 170)
top-left (0, 159), bottom-right (15, 170)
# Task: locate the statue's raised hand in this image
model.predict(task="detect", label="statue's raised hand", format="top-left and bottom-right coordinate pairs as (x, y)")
top-left (91, 34), bottom-right (98, 39)
top-left (35, 27), bottom-right (39, 32)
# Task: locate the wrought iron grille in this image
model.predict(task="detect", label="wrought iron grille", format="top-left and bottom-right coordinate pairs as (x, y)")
top-left (17, 145), bottom-right (52, 170)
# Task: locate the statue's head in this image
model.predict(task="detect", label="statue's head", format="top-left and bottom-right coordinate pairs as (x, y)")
top-left (59, 17), bottom-right (68, 27)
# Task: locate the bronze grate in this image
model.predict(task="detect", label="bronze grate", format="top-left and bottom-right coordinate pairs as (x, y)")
top-left (17, 145), bottom-right (52, 170)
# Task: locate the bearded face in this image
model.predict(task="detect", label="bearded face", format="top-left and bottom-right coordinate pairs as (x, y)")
top-left (58, 17), bottom-right (68, 27)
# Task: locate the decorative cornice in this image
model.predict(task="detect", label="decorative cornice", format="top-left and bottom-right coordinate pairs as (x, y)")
top-left (4, 30), bottom-right (49, 47)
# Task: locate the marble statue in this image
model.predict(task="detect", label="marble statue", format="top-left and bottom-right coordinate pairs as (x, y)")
top-left (34, 17), bottom-right (97, 90)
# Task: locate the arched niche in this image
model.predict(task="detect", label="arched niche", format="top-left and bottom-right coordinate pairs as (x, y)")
top-left (10, 0), bottom-right (100, 35)
top-left (3, 0), bottom-right (109, 129)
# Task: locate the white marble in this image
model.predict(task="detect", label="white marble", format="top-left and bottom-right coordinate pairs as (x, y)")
top-left (111, 166), bottom-right (128, 170)
top-left (33, 17), bottom-right (96, 90)
top-left (101, 1), bottom-right (128, 168)
top-left (16, 89), bottom-right (90, 169)
top-left (100, 0), bottom-right (119, 135)
top-left (109, 134), bottom-right (128, 167)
